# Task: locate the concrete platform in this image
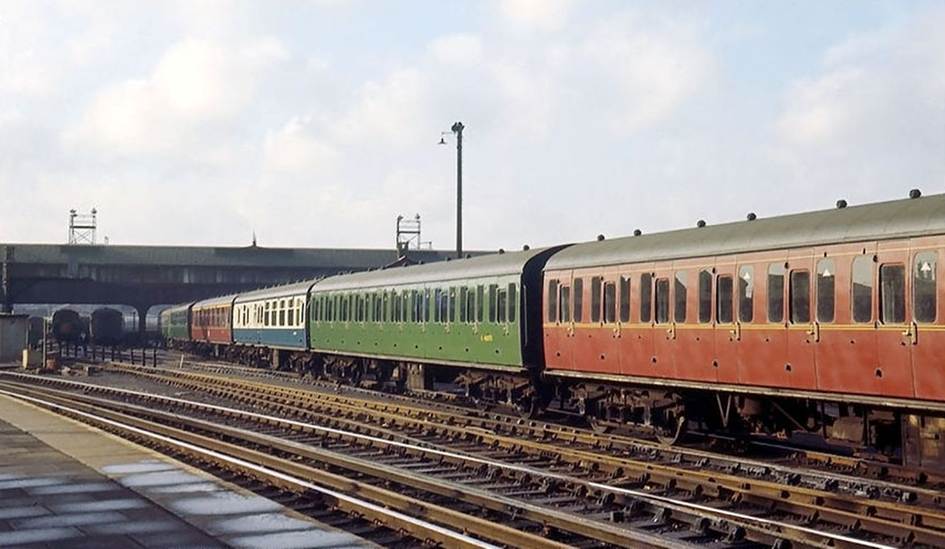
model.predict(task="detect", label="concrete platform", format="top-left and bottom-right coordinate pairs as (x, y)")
top-left (0, 393), bottom-right (371, 548)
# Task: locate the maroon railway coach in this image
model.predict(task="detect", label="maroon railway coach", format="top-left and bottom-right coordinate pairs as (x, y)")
top-left (541, 192), bottom-right (945, 469)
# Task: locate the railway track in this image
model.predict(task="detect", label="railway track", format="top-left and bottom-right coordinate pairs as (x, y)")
top-left (5, 369), bottom-right (943, 547)
top-left (109, 359), bottom-right (945, 509)
top-left (156, 353), bottom-right (945, 496)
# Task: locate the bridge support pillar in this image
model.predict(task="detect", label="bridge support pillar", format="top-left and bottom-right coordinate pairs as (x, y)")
top-left (1, 246), bottom-right (12, 314)
top-left (134, 305), bottom-right (150, 335)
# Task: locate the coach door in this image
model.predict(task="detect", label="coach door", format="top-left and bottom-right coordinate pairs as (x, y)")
top-left (543, 275), bottom-right (573, 371)
top-left (714, 263), bottom-right (739, 384)
top-left (785, 250), bottom-right (817, 390)
top-left (652, 266), bottom-right (678, 379)
top-left (621, 271), bottom-right (656, 377)
top-left (910, 244), bottom-right (944, 400)
top-left (874, 243), bottom-right (915, 398)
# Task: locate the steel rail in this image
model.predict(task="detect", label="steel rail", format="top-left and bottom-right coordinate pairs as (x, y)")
top-left (121, 358), bottom-right (944, 500)
top-left (90, 364), bottom-right (945, 536)
top-left (2, 373), bottom-right (925, 548)
top-left (0, 386), bottom-right (571, 549)
top-left (0, 380), bottom-right (737, 548)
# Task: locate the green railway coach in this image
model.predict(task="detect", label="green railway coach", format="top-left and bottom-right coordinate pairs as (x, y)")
top-left (160, 302), bottom-right (193, 341)
top-left (308, 247), bottom-right (565, 404)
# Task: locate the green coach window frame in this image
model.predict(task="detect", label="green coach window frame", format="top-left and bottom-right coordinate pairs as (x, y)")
top-left (508, 283), bottom-right (517, 323)
top-left (477, 285), bottom-right (485, 323)
top-left (497, 286), bottom-right (508, 323)
top-left (459, 287), bottom-right (468, 322)
top-left (488, 284), bottom-right (498, 323)
top-left (449, 288), bottom-right (457, 323)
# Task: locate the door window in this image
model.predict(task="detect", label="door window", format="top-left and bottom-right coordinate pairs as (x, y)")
top-left (698, 270), bottom-right (712, 323)
top-left (619, 276), bottom-right (631, 322)
top-left (674, 271), bottom-right (687, 323)
top-left (880, 264), bottom-right (906, 323)
top-left (852, 256), bottom-right (873, 323)
top-left (914, 252), bottom-right (937, 323)
top-left (816, 259), bottom-right (835, 323)
top-left (790, 271), bottom-right (811, 324)
top-left (640, 273), bottom-right (653, 322)
top-left (655, 278), bottom-right (670, 324)
top-left (547, 280), bottom-right (558, 322)
top-left (717, 275), bottom-right (733, 323)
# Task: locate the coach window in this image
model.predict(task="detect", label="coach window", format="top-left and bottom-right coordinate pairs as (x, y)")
top-left (449, 288), bottom-right (457, 322)
top-left (497, 286), bottom-right (508, 323)
top-left (591, 276), bottom-right (602, 323)
top-left (476, 285), bottom-right (484, 323)
top-left (619, 276), bottom-right (630, 323)
top-left (488, 284), bottom-right (498, 323)
top-left (655, 278), bottom-right (670, 324)
top-left (603, 281), bottom-right (616, 324)
top-left (880, 264), bottom-right (906, 323)
top-left (674, 271), bottom-right (687, 323)
top-left (458, 287), bottom-right (467, 322)
top-left (790, 271), bottom-right (811, 324)
top-left (264, 302), bottom-right (270, 326)
top-left (469, 286), bottom-right (477, 323)
top-left (817, 259), bottom-right (836, 323)
top-left (423, 289), bottom-right (432, 323)
top-left (547, 280), bottom-right (558, 323)
top-left (440, 289), bottom-right (449, 323)
top-left (768, 264), bottom-right (786, 323)
top-left (717, 275), bottom-right (733, 323)
top-left (640, 273), bottom-right (653, 323)
top-left (508, 284), bottom-right (517, 323)
top-left (914, 252), bottom-right (937, 323)
top-left (433, 289), bottom-right (443, 323)
top-left (739, 266), bottom-right (754, 323)
top-left (698, 270), bottom-right (712, 323)
top-left (573, 278), bottom-right (584, 322)
top-left (560, 285), bottom-right (571, 322)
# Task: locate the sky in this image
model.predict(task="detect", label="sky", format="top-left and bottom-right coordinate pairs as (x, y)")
top-left (1, 0), bottom-right (943, 252)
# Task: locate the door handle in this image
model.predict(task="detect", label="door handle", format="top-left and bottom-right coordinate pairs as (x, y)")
top-left (806, 322), bottom-right (820, 342)
top-left (729, 322), bottom-right (741, 341)
top-left (666, 323), bottom-right (677, 340)
top-left (902, 321), bottom-right (918, 345)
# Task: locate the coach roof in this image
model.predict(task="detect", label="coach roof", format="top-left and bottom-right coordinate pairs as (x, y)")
top-left (312, 247), bottom-right (557, 292)
top-left (545, 193), bottom-right (945, 271)
top-left (234, 280), bottom-right (319, 303)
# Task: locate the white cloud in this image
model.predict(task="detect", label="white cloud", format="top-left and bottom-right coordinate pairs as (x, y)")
top-left (497, 0), bottom-right (574, 32)
top-left (332, 68), bottom-right (432, 147)
top-left (429, 34), bottom-right (483, 65)
top-left (582, 14), bottom-right (714, 133)
top-left (774, 6), bottom-right (945, 191)
top-left (263, 117), bottom-right (339, 175)
top-left (64, 37), bottom-right (288, 158)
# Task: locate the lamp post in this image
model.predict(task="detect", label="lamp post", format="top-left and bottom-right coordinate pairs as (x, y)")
top-left (441, 122), bottom-right (464, 259)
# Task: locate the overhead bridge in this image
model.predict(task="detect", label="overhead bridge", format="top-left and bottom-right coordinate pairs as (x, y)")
top-left (0, 243), bottom-right (477, 332)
